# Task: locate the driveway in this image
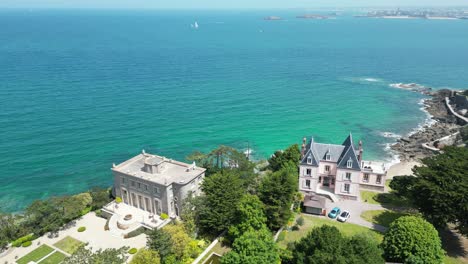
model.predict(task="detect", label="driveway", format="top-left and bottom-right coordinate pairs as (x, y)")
top-left (324, 199), bottom-right (388, 233)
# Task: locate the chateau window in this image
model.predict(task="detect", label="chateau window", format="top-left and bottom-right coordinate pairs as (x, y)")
top-left (144, 185), bottom-right (148, 191)
top-left (326, 154), bottom-right (331, 161)
top-left (363, 173), bottom-right (369, 182)
top-left (121, 177), bottom-right (125, 184)
top-left (376, 175), bottom-right (382, 184)
top-left (306, 169), bottom-right (311, 176)
top-left (307, 156), bottom-right (312, 164)
top-left (154, 187), bottom-right (160, 194)
top-left (131, 181), bottom-right (135, 187)
top-left (344, 184), bottom-right (350, 193)
top-left (345, 172), bottom-right (351, 181)
top-left (305, 180), bottom-right (311, 188)
top-left (318, 177), bottom-right (322, 183)
top-left (332, 178), bottom-right (335, 185)
top-left (325, 165), bottom-right (330, 172)
top-left (347, 160), bottom-right (353, 168)
top-left (137, 182), bottom-right (141, 189)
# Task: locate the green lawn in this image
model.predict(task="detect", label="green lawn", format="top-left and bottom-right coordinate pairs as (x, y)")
top-left (443, 256), bottom-right (467, 264)
top-left (53, 236), bottom-right (84, 254)
top-left (361, 210), bottom-right (411, 227)
top-left (360, 190), bottom-right (412, 208)
top-left (277, 214), bottom-right (383, 248)
top-left (17, 244), bottom-right (55, 264)
top-left (199, 240), bottom-right (231, 263)
top-left (39, 251), bottom-right (67, 264)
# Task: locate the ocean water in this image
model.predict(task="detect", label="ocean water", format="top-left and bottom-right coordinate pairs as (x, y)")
top-left (1, 9), bottom-right (467, 212)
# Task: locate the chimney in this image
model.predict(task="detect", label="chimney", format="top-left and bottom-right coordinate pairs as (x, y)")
top-left (358, 140), bottom-right (363, 162)
top-left (301, 137), bottom-right (306, 158)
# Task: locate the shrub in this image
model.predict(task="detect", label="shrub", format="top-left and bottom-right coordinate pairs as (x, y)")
top-left (80, 206), bottom-right (92, 216)
top-left (115, 197), bottom-right (123, 203)
top-left (77, 227), bottom-right (86, 232)
top-left (12, 234), bottom-right (35, 247)
top-left (95, 209), bottom-right (102, 217)
top-left (160, 213), bottom-right (169, 220)
top-left (382, 216), bottom-right (444, 264)
top-left (292, 225), bottom-right (300, 231)
top-left (128, 248), bottom-right (138, 254)
top-left (296, 216), bottom-right (304, 226)
top-left (21, 241), bottom-right (32, 247)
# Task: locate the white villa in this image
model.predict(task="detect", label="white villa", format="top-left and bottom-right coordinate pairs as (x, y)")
top-left (102, 151), bottom-right (205, 235)
top-left (299, 133), bottom-right (387, 202)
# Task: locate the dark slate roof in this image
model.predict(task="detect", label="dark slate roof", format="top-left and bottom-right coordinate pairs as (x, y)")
top-left (300, 133), bottom-right (361, 171)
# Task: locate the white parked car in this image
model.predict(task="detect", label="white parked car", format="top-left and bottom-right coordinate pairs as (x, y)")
top-left (337, 210), bottom-right (350, 222)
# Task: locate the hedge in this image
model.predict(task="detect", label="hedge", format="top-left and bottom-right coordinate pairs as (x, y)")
top-left (21, 241), bottom-right (32, 247)
top-left (12, 234), bottom-right (36, 247)
top-left (77, 227), bottom-right (86, 232)
top-left (128, 248), bottom-right (138, 254)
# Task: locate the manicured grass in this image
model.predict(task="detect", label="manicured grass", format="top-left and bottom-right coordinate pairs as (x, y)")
top-left (53, 236), bottom-right (84, 254)
top-left (360, 190), bottom-right (412, 208)
top-left (277, 214), bottom-right (383, 248)
top-left (385, 179), bottom-right (392, 190)
top-left (17, 244), bottom-right (55, 264)
top-left (361, 210), bottom-right (410, 227)
top-left (39, 251), bottom-right (67, 264)
top-left (443, 255), bottom-right (467, 264)
top-left (199, 240), bottom-right (231, 263)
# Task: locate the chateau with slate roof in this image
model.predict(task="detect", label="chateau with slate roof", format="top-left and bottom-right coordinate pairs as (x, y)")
top-left (299, 133), bottom-right (387, 202)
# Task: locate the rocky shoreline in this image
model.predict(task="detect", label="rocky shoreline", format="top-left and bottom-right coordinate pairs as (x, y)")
top-left (391, 89), bottom-right (463, 162)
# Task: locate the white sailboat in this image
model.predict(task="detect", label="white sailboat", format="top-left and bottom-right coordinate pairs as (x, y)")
top-left (194, 21), bottom-right (199, 29)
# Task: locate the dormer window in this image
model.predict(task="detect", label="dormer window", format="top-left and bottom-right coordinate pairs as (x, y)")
top-left (325, 153), bottom-right (331, 161)
top-left (307, 156), bottom-right (312, 164)
top-left (347, 159), bottom-right (353, 168)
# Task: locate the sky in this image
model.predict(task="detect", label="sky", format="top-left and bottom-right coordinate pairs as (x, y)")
top-left (0, 0), bottom-right (467, 9)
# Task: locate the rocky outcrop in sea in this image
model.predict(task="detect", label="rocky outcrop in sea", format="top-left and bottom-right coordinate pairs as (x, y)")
top-left (391, 89), bottom-right (464, 161)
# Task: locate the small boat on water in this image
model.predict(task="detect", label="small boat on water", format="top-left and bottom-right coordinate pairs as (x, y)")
top-left (191, 21), bottom-right (199, 29)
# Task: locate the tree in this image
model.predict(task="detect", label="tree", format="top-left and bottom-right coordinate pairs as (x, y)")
top-left (382, 216), bottom-right (444, 264)
top-left (89, 187), bottom-right (112, 210)
top-left (24, 198), bottom-right (65, 235)
top-left (62, 193), bottom-right (92, 220)
top-left (180, 192), bottom-right (200, 237)
top-left (390, 147), bottom-right (468, 235)
top-left (258, 162), bottom-right (297, 230)
top-left (163, 224), bottom-right (191, 261)
top-left (147, 228), bottom-right (174, 262)
top-left (63, 246), bottom-right (128, 264)
top-left (0, 213), bottom-right (24, 250)
top-left (222, 228), bottom-right (280, 264)
top-left (227, 194), bottom-right (267, 242)
top-left (291, 225), bottom-right (384, 264)
top-left (130, 248), bottom-right (161, 264)
top-left (268, 144), bottom-right (301, 171)
top-left (196, 170), bottom-right (245, 235)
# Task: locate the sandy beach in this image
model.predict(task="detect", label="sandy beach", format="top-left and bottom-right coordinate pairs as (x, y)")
top-left (387, 161), bottom-right (421, 179)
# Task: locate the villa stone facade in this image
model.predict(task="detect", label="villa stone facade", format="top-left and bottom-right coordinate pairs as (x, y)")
top-left (299, 134), bottom-right (387, 201)
top-left (112, 151), bottom-right (205, 218)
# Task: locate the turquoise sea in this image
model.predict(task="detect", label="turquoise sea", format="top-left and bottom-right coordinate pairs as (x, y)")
top-left (1, 9), bottom-right (468, 212)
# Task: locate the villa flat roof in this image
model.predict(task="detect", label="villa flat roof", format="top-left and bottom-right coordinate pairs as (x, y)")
top-left (361, 160), bottom-right (386, 174)
top-left (112, 152), bottom-right (205, 186)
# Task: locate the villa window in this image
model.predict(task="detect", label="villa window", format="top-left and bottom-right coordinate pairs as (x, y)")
top-left (121, 177), bottom-right (126, 184)
top-left (347, 160), bottom-right (353, 168)
top-left (363, 173), bottom-right (369, 182)
top-left (137, 182), bottom-right (141, 189)
top-left (318, 177), bottom-right (322, 183)
top-left (344, 183), bottom-right (350, 193)
top-left (131, 181), bottom-right (135, 187)
top-left (345, 172), bottom-right (351, 181)
top-left (306, 180), bottom-right (311, 188)
top-left (376, 175), bottom-right (382, 184)
top-left (325, 165), bottom-right (330, 172)
top-left (326, 154), bottom-right (331, 161)
top-left (331, 178), bottom-right (335, 185)
top-left (144, 184), bottom-right (148, 191)
top-left (306, 169), bottom-right (311, 176)
top-left (154, 187), bottom-right (160, 194)
top-left (307, 156), bottom-right (312, 164)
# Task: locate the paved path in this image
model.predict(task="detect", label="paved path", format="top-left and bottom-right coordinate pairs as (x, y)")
top-left (1, 212), bottom-right (146, 264)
